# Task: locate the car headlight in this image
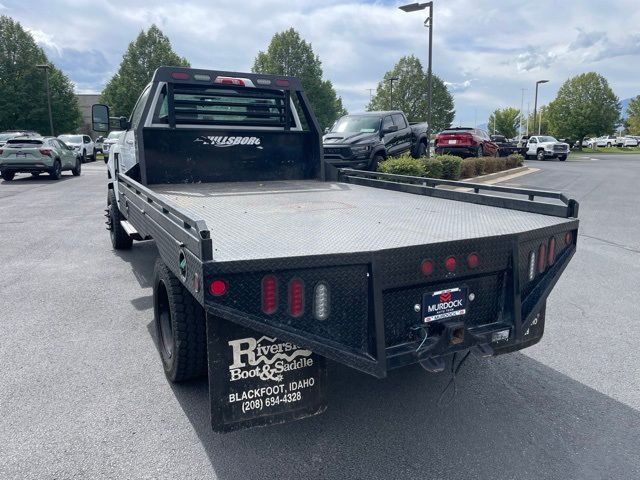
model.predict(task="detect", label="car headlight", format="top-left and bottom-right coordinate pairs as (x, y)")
top-left (545, 145), bottom-right (553, 151)
top-left (351, 145), bottom-right (371, 155)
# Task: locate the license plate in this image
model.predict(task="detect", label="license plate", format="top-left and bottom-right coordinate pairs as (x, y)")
top-left (16, 152), bottom-right (26, 157)
top-left (422, 287), bottom-right (468, 323)
top-left (448, 139), bottom-right (457, 144)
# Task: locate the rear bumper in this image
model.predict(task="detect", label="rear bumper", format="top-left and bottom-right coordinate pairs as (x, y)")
top-left (435, 146), bottom-right (477, 157)
top-left (0, 161), bottom-right (53, 172)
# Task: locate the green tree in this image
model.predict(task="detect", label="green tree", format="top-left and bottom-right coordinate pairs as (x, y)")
top-left (367, 55), bottom-right (454, 132)
top-left (252, 28), bottom-right (346, 130)
top-left (101, 25), bottom-right (189, 117)
top-left (524, 105), bottom-right (551, 136)
top-left (487, 107), bottom-right (520, 138)
top-left (546, 72), bottom-right (620, 146)
top-left (626, 95), bottom-right (640, 135)
top-left (0, 16), bottom-right (81, 134)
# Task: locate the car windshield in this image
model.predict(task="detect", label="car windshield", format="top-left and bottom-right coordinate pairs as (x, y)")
top-left (331, 116), bottom-right (380, 133)
top-left (538, 136), bottom-right (557, 142)
top-left (106, 131), bottom-right (124, 140)
top-left (59, 135), bottom-right (82, 144)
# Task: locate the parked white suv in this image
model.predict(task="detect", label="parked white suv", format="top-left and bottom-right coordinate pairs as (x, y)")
top-left (616, 136), bottom-right (639, 147)
top-left (58, 134), bottom-right (95, 162)
top-left (525, 135), bottom-right (570, 161)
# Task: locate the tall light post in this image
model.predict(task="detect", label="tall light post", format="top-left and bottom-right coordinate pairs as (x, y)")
top-left (388, 77), bottom-right (399, 109)
top-left (36, 64), bottom-right (54, 136)
top-left (533, 79), bottom-right (549, 135)
top-left (399, 2), bottom-right (433, 157)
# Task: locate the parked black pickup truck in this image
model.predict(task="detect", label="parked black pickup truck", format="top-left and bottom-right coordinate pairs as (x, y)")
top-left (490, 134), bottom-right (527, 157)
top-left (93, 67), bottom-right (578, 433)
top-left (323, 111), bottom-right (429, 170)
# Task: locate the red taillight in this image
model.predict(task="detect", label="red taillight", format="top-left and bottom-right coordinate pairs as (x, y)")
top-left (288, 278), bottom-right (304, 317)
top-left (421, 259), bottom-right (434, 275)
top-left (171, 71), bottom-right (190, 80)
top-left (445, 256), bottom-right (457, 272)
top-left (467, 253), bottom-right (479, 269)
top-left (209, 279), bottom-right (227, 296)
top-left (214, 76), bottom-right (245, 86)
top-left (538, 244), bottom-right (546, 273)
top-left (565, 231), bottom-right (573, 245)
top-left (275, 79), bottom-right (290, 87)
top-left (39, 148), bottom-right (52, 157)
top-left (261, 275), bottom-right (278, 314)
top-left (548, 237), bottom-right (556, 265)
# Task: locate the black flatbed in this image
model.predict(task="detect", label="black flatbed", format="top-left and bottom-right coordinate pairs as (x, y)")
top-left (151, 179), bottom-right (574, 262)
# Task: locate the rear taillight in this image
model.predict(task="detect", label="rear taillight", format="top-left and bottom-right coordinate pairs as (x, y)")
top-left (261, 275), bottom-right (278, 314)
top-left (214, 76), bottom-right (245, 86)
top-left (565, 231), bottom-right (573, 245)
top-left (548, 237), bottom-right (556, 265)
top-left (538, 243), bottom-right (547, 273)
top-left (445, 256), bottom-right (457, 272)
top-left (467, 253), bottom-right (479, 269)
top-left (313, 282), bottom-right (330, 320)
top-left (39, 148), bottom-right (52, 157)
top-left (421, 259), bottom-right (434, 275)
top-left (288, 278), bottom-right (304, 317)
top-left (275, 79), bottom-right (290, 87)
top-left (528, 251), bottom-right (536, 281)
top-left (209, 279), bottom-right (227, 296)
top-left (171, 71), bottom-right (190, 80)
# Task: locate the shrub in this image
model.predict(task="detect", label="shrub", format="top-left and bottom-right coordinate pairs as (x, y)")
top-left (507, 153), bottom-right (524, 167)
top-left (473, 158), bottom-right (485, 176)
top-left (495, 157), bottom-right (507, 171)
top-left (436, 155), bottom-right (463, 180)
top-left (483, 157), bottom-right (498, 173)
top-left (423, 158), bottom-right (443, 178)
top-left (377, 155), bottom-right (426, 176)
top-left (460, 158), bottom-right (476, 178)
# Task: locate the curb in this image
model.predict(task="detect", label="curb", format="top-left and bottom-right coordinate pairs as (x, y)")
top-left (462, 166), bottom-right (529, 184)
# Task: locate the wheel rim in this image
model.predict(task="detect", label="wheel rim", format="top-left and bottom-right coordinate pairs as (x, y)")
top-left (538, 152), bottom-right (544, 160)
top-left (156, 281), bottom-right (174, 358)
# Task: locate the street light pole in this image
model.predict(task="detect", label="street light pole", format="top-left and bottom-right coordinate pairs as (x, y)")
top-left (36, 64), bottom-right (54, 136)
top-left (388, 77), bottom-right (399, 109)
top-left (399, 2), bottom-right (433, 158)
top-left (533, 79), bottom-right (549, 135)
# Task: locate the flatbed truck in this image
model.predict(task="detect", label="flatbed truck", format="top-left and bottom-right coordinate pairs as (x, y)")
top-left (92, 67), bottom-right (579, 432)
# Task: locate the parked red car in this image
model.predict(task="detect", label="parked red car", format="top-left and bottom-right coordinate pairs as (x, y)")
top-left (435, 127), bottom-right (499, 158)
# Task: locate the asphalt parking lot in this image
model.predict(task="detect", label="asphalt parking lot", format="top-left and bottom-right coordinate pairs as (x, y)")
top-left (1, 156), bottom-right (639, 480)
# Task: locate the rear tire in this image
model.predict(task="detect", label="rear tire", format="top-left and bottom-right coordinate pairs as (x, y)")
top-left (1, 171), bottom-right (15, 181)
top-left (50, 160), bottom-right (62, 180)
top-left (81, 150), bottom-right (86, 163)
top-left (71, 157), bottom-right (82, 176)
top-left (31, 172), bottom-right (40, 177)
top-left (414, 141), bottom-right (427, 158)
top-left (107, 189), bottom-right (133, 250)
top-left (153, 259), bottom-right (207, 382)
top-left (536, 150), bottom-right (546, 161)
top-left (477, 145), bottom-right (484, 157)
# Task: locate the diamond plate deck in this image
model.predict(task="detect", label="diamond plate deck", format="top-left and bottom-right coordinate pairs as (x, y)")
top-left (151, 180), bottom-right (574, 262)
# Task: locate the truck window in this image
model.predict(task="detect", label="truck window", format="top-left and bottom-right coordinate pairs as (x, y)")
top-left (152, 84), bottom-right (294, 128)
top-left (382, 116), bottom-right (394, 131)
top-left (392, 114), bottom-right (407, 129)
top-left (130, 86), bottom-right (151, 129)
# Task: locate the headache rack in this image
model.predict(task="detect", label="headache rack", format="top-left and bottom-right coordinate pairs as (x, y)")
top-left (337, 168), bottom-right (579, 219)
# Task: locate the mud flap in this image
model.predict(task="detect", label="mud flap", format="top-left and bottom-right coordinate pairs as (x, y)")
top-left (207, 314), bottom-right (327, 433)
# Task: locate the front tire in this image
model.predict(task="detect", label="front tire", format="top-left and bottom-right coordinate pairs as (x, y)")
top-left (153, 259), bottom-right (207, 382)
top-left (607, 143), bottom-right (612, 147)
top-left (72, 157), bottom-right (82, 176)
top-left (107, 190), bottom-right (133, 250)
top-left (536, 150), bottom-right (546, 161)
top-left (81, 150), bottom-right (86, 163)
top-left (559, 155), bottom-right (567, 161)
top-left (1, 171), bottom-right (15, 181)
top-left (414, 141), bottom-right (427, 158)
top-left (369, 153), bottom-right (384, 172)
top-left (50, 160), bottom-right (62, 180)
top-left (477, 145), bottom-right (484, 157)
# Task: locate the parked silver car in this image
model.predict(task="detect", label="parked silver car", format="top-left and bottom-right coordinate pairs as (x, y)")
top-left (58, 134), bottom-right (95, 162)
top-left (0, 137), bottom-right (81, 181)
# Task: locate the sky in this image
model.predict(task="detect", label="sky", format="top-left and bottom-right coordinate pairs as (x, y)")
top-left (2, 0), bottom-right (640, 127)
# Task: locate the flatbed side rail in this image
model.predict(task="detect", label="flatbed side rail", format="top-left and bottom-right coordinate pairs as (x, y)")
top-left (338, 168), bottom-right (579, 219)
top-left (117, 173), bottom-right (213, 261)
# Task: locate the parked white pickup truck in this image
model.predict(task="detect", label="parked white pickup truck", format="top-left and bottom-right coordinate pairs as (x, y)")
top-left (525, 135), bottom-right (570, 161)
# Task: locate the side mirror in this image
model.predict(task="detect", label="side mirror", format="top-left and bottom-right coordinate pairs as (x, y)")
top-left (119, 116), bottom-right (130, 130)
top-left (383, 125), bottom-right (399, 134)
top-left (91, 104), bottom-right (110, 132)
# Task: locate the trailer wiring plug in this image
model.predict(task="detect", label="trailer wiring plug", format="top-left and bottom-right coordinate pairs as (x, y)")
top-left (410, 325), bottom-right (430, 352)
